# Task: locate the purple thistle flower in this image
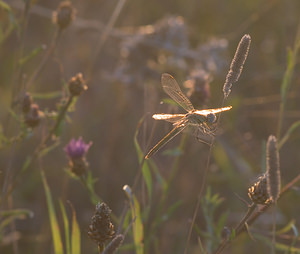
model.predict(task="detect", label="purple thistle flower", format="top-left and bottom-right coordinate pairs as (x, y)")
top-left (64, 137), bottom-right (92, 160)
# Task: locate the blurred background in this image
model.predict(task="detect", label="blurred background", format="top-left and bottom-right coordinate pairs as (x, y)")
top-left (1, 0), bottom-right (300, 253)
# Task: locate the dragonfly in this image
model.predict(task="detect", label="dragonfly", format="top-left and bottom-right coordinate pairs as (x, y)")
top-left (145, 73), bottom-right (232, 159)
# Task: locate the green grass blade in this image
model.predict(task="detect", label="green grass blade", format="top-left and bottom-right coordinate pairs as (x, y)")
top-left (59, 200), bottom-right (71, 254)
top-left (123, 185), bottom-right (144, 254)
top-left (69, 202), bottom-right (81, 254)
top-left (41, 170), bottom-right (64, 254)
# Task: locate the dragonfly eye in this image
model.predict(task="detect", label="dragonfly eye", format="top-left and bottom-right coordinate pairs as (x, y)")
top-left (207, 113), bottom-right (216, 123)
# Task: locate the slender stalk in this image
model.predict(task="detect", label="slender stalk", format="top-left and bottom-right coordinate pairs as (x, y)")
top-left (184, 140), bottom-right (214, 254)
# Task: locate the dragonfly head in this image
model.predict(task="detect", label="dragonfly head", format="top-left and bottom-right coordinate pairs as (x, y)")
top-left (206, 113), bottom-right (216, 124)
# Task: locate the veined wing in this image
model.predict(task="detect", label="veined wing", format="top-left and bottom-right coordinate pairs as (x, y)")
top-left (153, 113), bottom-right (186, 123)
top-left (161, 73), bottom-right (194, 112)
top-left (194, 106), bottom-right (232, 116)
top-left (145, 123), bottom-right (187, 159)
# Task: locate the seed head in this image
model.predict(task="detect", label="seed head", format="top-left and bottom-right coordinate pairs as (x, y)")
top-left (248, 174), bottom-right (271, 205)
top-left (24, 104), bottom-right (42, 128)
top-left (52, 1), bottom-right (76, 30)
top-left (223, 34), bottom-right (251, 98)
top-left (68, 73), bottom-right (87, 96)
top-left (88, 203), bottom-right (115, 251)
top-left (266, 135), bottom-right (281, 203)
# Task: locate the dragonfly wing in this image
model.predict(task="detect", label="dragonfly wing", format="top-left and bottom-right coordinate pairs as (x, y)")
top-left (161, 73), bottom-right (194, 112)
top-left (194, 106), bottom-right (232, 116)
top-left (145, 123), bottom-right (187, 159)
top-left (153, 114), bottom-right (186, 123)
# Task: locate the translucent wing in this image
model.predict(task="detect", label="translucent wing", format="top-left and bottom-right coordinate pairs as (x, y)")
top-left (145, 123), bottom-right (187, 159)
top-left (161, 73), bottom-right (194, 112)
top-left (194, 106), bottom-right (232, 116)
top-left (153, 113), bottom-right (186, 123)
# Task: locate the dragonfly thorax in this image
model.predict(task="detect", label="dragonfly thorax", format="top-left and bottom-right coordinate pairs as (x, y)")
top-left (185, 112), bottom-right (208, 126)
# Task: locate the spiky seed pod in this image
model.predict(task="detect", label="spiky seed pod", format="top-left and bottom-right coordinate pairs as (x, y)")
top-left (102, 234), bottom-right (124, 254)
top-left (68, 73), bottom-right (87, 96)
top-left (248, 174), bottom-right (271, 205)
top-left (88, 203), bottom-right (115, 251)
top-left (22, 92), bottom-right (33, 113)
top-left (223, 34), bottom-right (251, 98)
top-left (52, 1), bottom-right (76, 30)
top-left (266, 135), bottom-right (281, 203)
top-left (24, 104), bottom-right (42, 128)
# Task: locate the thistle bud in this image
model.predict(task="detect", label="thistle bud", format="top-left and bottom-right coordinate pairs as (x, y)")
top-left (68, 73), bottom-right (87, 96)
top-left (52, 1), bottom-right (76, 30)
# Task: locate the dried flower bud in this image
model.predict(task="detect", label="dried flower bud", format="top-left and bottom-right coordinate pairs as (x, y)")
top-left (266, 135), bottom-right (281, 203)
top-left (68, 73), bottom-right (87, 96)
top-left (88, 203), bottom-right (115, 251)
top-left (184, 69), bottom-right (211, 108)
top-left (22, 92), bottom-right (33, 113)
top-left (248, 174), bottom-right (271, 205)
top-left (24, 104), bottom-right (42, 128)
top-left (102, 234), bottom-right (124, 254)
top-left (52, 1), bottom-right (76, 30)
top-left (223, 34), bottom-right (251, 98)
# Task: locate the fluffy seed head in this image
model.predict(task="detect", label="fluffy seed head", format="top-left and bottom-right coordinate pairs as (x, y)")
top-left (223, 34), bottom-right (251, 98)
top-left (266, 135), bottom-right (281, 203)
